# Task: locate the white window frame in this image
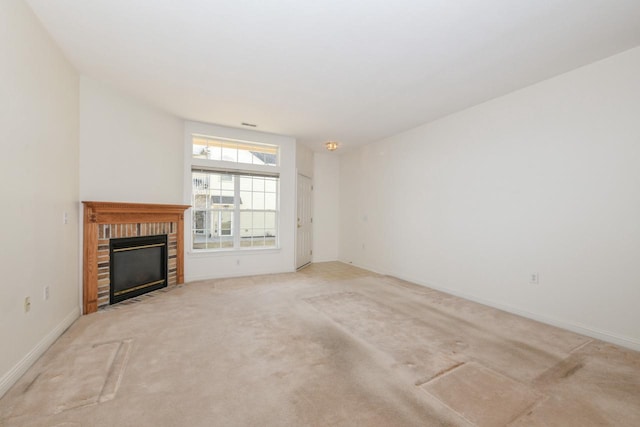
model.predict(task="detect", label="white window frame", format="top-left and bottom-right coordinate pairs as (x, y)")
top-left (188, 134), bottom-right (281, 253)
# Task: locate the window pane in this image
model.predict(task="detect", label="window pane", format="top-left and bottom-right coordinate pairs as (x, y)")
top-left (240, 176), bottom-right (252, 191)
top-left (252, 211), bottom-right (265, 227)
top-left (241, 142), bottom-right (278, 166)
top-left (221, 190), bottom-right (234, 206)
top-left (208, 210), bottom-right (219, 236)
top-left (220, 176), bottom-right (234, 189)
top-left (193, 195), bottom-right (206, 209)
top-left (222, 174), bottom-right (231, 188)
top-left (265, 178), bottom-right (277, 192)
top-left (193, 210), bottom-right (205, 228)
top-left (193, 231), bottom-right (206, 249)
top-left (192, 136), bottom-right (278, 167)
top-left (192, 169), bottom-right (278, 251)
top-left (208, 141), bottom-right (222, 161)
top-left (192, 174), bottom-right (208, 191)
top-left (253, 192), bottom-right (265, 210)
top-left (221, 143), bottom-right (237, 162)
top-left (252, 177), bottom-right (265, 191)
top-left (193, 138), bottom-right (208, 159)
top-left (220, 211), bottom-right (233, 236)
top-left (265, 193), bottom-right (276, 210)
top-left (240, 211), bottom-right (252, 235)
top-left (265, 212), bottom-right (276, 228)
top-left (240, 191), bottom-right (252, 209)
top-left (237, 146), bottom-right (256, 164)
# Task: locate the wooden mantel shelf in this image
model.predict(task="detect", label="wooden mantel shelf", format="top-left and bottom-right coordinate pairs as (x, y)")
top-left (82, 201), bottom-right (190, 314)
top-left (83, 201), bottom-right (191, 223)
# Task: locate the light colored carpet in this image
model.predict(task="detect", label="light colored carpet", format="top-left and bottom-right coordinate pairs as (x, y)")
top-left (1, 262), bottom-right (639, 426)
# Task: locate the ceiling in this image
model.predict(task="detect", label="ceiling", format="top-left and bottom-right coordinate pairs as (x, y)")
top-left (26, 0), bottom-right (640, 151)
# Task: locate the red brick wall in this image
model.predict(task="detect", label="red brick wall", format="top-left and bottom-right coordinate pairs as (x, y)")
top-left (95, 222), bottom-right (178, 309)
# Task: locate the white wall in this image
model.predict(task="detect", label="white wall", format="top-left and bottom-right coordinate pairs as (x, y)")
top-left (0, 0), bottom-right (80, 396)
top-left (79, 77), bottom-right (184, 203)
top-left (339, 47), bottom-right (640, 350)
top-left (184, 122), bottom-right (297, 280)
top-left (313, 153), bottom-right (340, 262)
top-left (79, 80), bottom-right (299, 281)
top-left (296, 143), bottom-right (314, 178)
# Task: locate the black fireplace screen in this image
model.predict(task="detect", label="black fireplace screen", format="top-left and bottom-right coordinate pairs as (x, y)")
top-left (110, 234), bottom-right (168, 304)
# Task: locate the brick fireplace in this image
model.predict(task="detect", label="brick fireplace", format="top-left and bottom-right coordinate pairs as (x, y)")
top-left (82, 202), bottom-right (190, 314)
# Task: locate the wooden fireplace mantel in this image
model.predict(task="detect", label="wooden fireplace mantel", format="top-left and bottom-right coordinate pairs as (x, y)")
top-left (82, 201), bottom-right (190, 314)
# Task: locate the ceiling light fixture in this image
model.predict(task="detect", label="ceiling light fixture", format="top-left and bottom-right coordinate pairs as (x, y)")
top-left (325, 141), bottom-right (339, 151)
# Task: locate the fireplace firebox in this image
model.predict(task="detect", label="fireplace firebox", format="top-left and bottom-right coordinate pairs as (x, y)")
top-left (109, 235), bottom-right (168, 305)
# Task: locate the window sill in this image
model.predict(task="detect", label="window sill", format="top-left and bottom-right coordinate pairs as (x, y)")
top-left (187, 247), bottom-right (282, 257)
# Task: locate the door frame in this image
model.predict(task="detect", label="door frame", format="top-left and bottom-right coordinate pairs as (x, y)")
top-left (296, 173), bottom-right (313, 269)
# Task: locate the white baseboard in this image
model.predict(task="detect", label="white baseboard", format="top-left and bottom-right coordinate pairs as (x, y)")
top-left (338, 259), bottom-right (385, 276)
top-left (0, 308), bottom-right (80, 398)
top-left (338, 260), bottom-right (640, 352)
top-left (185, 267), bottom-right (296, 283)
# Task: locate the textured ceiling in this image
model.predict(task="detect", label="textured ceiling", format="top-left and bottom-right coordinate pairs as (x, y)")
top-left (26, 0), bottom-right (640, 151)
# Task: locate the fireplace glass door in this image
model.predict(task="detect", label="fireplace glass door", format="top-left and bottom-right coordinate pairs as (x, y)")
top-left (110, 234), bottom-right (168, 304)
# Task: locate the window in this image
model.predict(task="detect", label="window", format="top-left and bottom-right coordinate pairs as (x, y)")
top-left (192, 135), bottom-right (278, 166)
top-left (239, 175), bottom-right (278, 248)
top-left (190, 135), bottom-right (279, 251)
top-left (192, 171), bottom-right (236, 249)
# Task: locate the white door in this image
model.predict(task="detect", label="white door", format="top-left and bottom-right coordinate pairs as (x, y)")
top-left (296, 174), bottom-right (313, 269)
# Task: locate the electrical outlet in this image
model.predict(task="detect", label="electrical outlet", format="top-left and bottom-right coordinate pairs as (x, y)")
top-left (529, 273), bottom-right (539, 284)
top-left (63, 211), bottom-right (68, 225)
top-left (24, 296), bottom-right (31, 313)
top-left (44, 286), bottom-right (50, 300)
